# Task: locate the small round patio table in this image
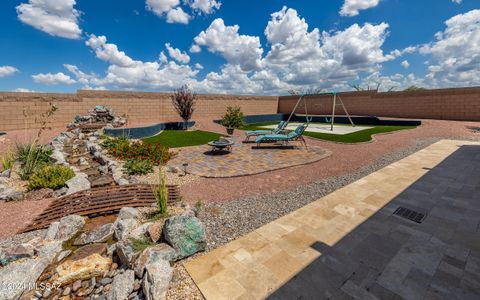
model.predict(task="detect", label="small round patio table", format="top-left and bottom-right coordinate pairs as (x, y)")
top-left (208, 139), bottom-right (234, 153)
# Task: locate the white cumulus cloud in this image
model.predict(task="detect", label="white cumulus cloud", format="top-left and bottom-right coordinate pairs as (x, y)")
top-left (32, 72), bottom-right (76, 85)
top-left (420, 9), bottom-right (480, 87)
top-left (192, 18), bottom-right (264, 71)
top-left (166, 7), bottom-right (190, 24)
top-left (16, 0), bottom-right (82, 39)
top-left (0, 66), bottom-right (19, 78)
top-left (165, 43), bottom-right (191, 63)
top-left (146, 0), bottom-right (221, 24)
top-left (401, 60), bottom-right (410, 68)
top-left (188, 0), bottom-right (221, 14)
top-left (340, 0), bottom-right (380, 17)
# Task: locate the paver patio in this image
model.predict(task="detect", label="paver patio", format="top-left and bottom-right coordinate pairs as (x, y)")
top-left (184, 139), bottom-right (480, 299)
top-left (167, 137), bottom-right (331, 177)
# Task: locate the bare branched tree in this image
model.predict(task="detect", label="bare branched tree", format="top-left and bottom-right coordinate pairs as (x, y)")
top-left (171, 85), bottom-right (197, 129)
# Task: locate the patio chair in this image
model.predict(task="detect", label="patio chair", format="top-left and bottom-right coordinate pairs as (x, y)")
top-left (255, 124), bottom-right (308, 148)
top-left (244, 121), bottom-right (287, 142)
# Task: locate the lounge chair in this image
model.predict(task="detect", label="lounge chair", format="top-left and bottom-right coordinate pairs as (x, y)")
top-left (244, 121), bottom-right (287, 141)
top-left (255, 124), bottom-right (308, 148)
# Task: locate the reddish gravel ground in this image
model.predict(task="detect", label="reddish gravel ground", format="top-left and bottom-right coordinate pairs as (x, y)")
top-left (179, 118), bottom-right (480, 203)
top-left (0, 119), bottom-right (479, 238)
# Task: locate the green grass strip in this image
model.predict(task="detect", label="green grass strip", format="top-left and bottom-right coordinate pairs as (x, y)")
top-left (242, 122), bottom-right (416, 143)
top-left (143, 130), bottom-right (222, 148)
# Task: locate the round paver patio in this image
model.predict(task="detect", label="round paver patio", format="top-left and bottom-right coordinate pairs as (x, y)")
top-left (167, 137), bottom-right (331, 178)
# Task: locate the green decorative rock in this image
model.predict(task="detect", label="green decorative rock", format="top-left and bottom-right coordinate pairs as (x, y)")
top-left (163, 211), bottom-right (206, 259)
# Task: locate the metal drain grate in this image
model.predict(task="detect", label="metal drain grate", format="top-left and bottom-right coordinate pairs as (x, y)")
top-left (393, 207), bottom-right (426, 224)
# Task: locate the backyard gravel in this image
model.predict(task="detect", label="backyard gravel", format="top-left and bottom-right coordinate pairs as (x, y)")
top-left (197, 137), bottom-right (478, 250)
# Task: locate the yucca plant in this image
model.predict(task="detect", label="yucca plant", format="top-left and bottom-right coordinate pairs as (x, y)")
top-left (151, 167), bottom-right (168, 218)
top-left (1, 148), bottom-right (14, 171)
top-left (16, 143), bottom-right (52, 180)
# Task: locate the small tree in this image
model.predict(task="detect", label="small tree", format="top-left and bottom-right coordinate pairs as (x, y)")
top-left (171, 85), bottom-right (196, 129)
top-left (221, 106), bottom-right (245, 135)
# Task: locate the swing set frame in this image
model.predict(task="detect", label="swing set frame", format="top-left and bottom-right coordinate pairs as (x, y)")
top-left (286, 91), bottom-right (355, 131)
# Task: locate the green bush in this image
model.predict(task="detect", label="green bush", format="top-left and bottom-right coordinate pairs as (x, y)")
top-left (16, 143), bottom-right (53, 180)
top-left (101, 137), bottom-right (172, 165)
top-left (28, 164), bottom-right (75, 191)
top-left (130, 236), bottom-right (156, 253)
top-left (220, 106), bottom-right (245, 129)
top-left (1, 150), bottom-right (14, 171)
top-left (124, 158), bottom-right (153, 175)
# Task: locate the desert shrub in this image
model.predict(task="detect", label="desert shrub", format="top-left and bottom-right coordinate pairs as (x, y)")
top-left (1, 149), bottom-right (14, 171)
top-left (28, 164), bottom-right (75, 191)
top-left (16, 144), bottom-right (53, 180)
top-left (101, 137), bottom-right (172, 165)
top-left (124, 158), bottom-right (153, 175)
top-left (153, 167), bottom-right (168, 217)
top-left (130, 236), bottom-right (156, 253)
top-left (100, 136), bottom-right (129, 151)
top-left (171, 85), bottom-right (196, 128)
top-left (220, 106), bottom-right (245, 129)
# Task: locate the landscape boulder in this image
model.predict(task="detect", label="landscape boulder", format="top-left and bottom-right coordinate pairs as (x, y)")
top-left (0, 243), bottom-right (35, 266)
top-left (0, 257), bottom-right (49, 300)
top-left (163, 211), bottom-right (206, 259)
top-left (65, 173), bottom-right (91, 195)
top-left (107, 269), bottom-right (135, 300)
top-left (0, 169), bottom-right (11, 178)
top-left (74, 223), bottom-right (114, 246)
top-left (117, 207), bottom-right (139, 220)
top-left (143, 259), bottom-right (172, 300)
top-left (45, 214), bottom-right (85, 242)
top-left (134, 244), bottom-right (177, 277)
top-left (52, 253), bottom-right (111, 286)
top-left (114, 218), bottom-right (138, 241)
top-left (0, 185), bottom-right (23, 201)
top-left (116, 240), bottom-right (137, 267)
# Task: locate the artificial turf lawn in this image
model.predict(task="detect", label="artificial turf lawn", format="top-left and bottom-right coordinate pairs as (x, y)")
top-left (242, 122), bottom-right (416, 143)
top-left (143, 130), bottom-right (222, 148)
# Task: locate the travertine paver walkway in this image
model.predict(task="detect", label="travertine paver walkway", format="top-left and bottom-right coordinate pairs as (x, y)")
top-left (184, 139), bottom-right (480, 299)
top-left (167, 137), bottom-right (331, 177)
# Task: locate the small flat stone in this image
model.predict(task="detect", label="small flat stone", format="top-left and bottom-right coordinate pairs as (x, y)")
top-left (72, 279), bottom-right (82, 292)
top-left (69, 243), bottom-right (108, 261)
top-left (94, 285), bottom-right (104, 294)
top-left (62, 286), bottom-right (71, 296)
top-left (101, 277), bottom-right (113, 285)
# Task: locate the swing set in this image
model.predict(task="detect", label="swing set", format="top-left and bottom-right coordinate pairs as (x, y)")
top-left (286, 91), bottom-right (355, 131)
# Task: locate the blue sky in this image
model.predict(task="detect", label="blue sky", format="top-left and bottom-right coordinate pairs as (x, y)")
top-left (0, 0), bottom-right (478, 95)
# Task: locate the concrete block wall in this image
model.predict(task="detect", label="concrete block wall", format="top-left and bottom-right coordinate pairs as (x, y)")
top-left (1, 87), bottom-right (479, 131)
top-left (0, 90), bottom-right (279, 131)
top-left (277, 87), bottom-right (480, 121)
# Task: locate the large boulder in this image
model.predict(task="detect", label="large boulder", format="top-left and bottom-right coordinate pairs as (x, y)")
top-left (116, 241), bottom-right (137, 268)
top-left (163, 211), bottom-right (206, 259)
top-left (50, 149), bottom-right (67, 165)
top-left (0, 185), bottom-right (23, 201)
top-left (143, 259), bottom-right (172, 300)
top-left (128, 223), bottom-right (151, 240)
top-left (0, 257), bottom-right (49, 300)
top-left (29, 238), bottom-right (64, 263)
top-left (0, 243), bottom-right (35, 266)
top-left (114, 218), bottom-right (138, 241)
top-left (117, 207), bottom-right (139, 220)
top-left (134, 244), bottom-right (177, 278)
top-left (107, 269), bottom-right (135, 300)
top-left (147, 221), bottom-right (164, 243)
top-left (0, 169), bottom-right (11, 178)
top-left (52, 253), bottom-right (111, 286)
top-left (45, 215), bottom-right (85, 242)
top-left (65, 173), bottom-right (91, 195)
top-left (74, 223), bottom-right (114, 246)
